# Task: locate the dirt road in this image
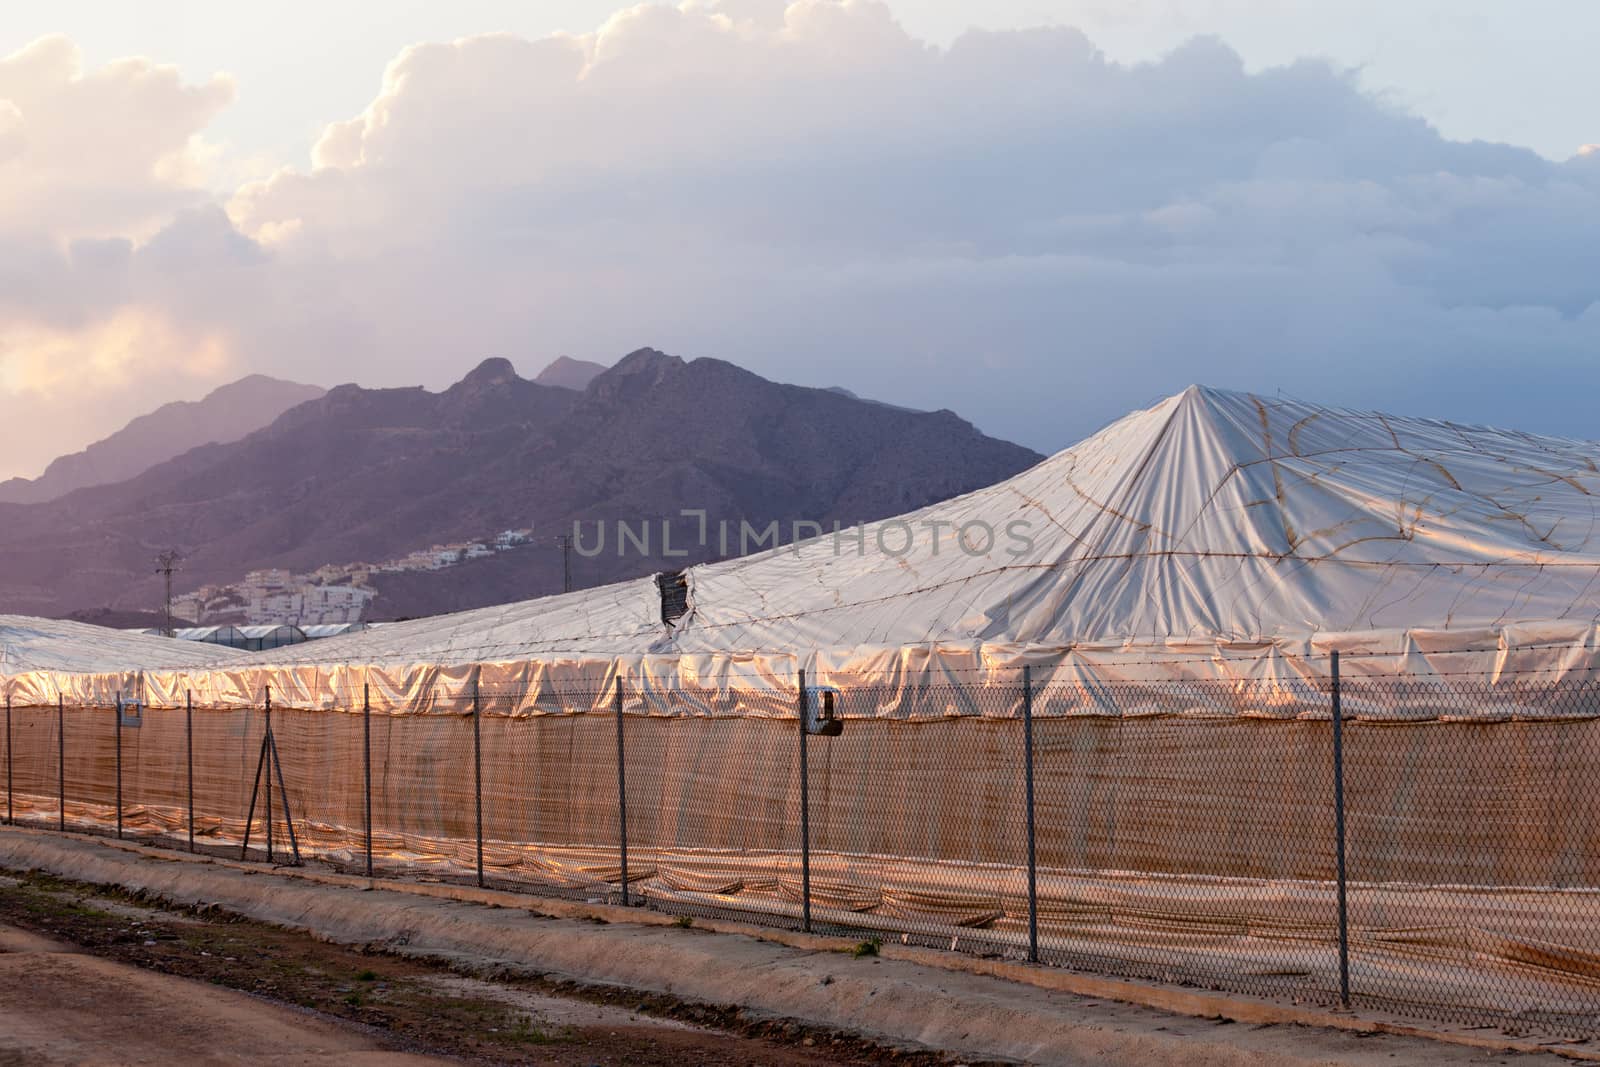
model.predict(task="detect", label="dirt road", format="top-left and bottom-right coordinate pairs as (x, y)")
top-left (0, 922), bottom-right (449, 1066)
top-left (4, 831), bottom-right (1592, 1066)
top-left (0, 871), bottom-right (945, 1065)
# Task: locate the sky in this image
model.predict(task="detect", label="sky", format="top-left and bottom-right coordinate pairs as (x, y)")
top-left (0, 0), bottom-right (1597, 480)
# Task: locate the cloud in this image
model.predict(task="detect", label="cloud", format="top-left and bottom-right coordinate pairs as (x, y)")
top-left (3, 2), bottom-right (1600, 481)
top-left (0, 305), bottom-right (236, 481)
top-left (223, 2), bottom-right (1600, 445)
top-left (0, 36), bottom-right (241, 479)
top-left (0, 35), bottom-right (233, 241)
top-left (0, 306), bottom-right (230, 395)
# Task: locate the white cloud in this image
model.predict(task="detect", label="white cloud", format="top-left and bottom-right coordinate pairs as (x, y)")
top-left (221, 2), bottom-right (1600, 445)
top-left (0, 305), bottom-right (236, 482)
top-left (0, 36), bottom-right (241, 479)
top-left (0, 35), bottom-right (233, 241)
top-left (3, 2), bottom-right (1600, 481)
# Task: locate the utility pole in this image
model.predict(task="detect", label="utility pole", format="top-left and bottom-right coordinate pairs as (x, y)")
top-left (556, 534), bottom-right (573, 593)
top-left (154, 550), bottom-right (183, 637)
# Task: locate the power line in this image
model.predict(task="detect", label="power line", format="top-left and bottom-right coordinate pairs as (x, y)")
top-left (555, 535), bottom-right (573, 593)
top-left (154, 550), bottom-right (184, 638)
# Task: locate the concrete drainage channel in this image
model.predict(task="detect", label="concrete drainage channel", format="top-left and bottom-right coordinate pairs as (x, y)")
top-left (0, 827), bottom-right (1592, 1067)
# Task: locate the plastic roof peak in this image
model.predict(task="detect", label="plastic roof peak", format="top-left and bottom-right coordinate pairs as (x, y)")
top-left (203, 385), bottom-right (1600, 673)
top-left (12, 388), bottom-right (1588, 683)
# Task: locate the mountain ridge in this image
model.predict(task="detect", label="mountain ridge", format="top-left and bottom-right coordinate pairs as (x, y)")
top-left (0, 349), bottom-right (1041, 619)
top-left (0, 374), bottom-right (326, 505)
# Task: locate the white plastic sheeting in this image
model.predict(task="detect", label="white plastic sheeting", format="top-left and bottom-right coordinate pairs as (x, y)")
top-left (1, 615), bottom-right (239, 674)
top-left (682, 384), bottom-right (1600, 653)
top-left (1, 614), bottom-right (239, 707)
top-left (5, 385), bottom-right (1600, 709)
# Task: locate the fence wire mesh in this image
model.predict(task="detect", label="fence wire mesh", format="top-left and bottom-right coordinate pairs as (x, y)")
top-left (2, 664), bottom-right (1598, 1038)
top-left (1339, 676), bottom-right (1600, 1036)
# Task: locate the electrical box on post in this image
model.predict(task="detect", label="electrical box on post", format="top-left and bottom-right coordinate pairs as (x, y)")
top-left (803, 685), bottom-right (843, 736)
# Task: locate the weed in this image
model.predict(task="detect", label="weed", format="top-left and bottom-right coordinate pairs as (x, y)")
top-left (503, 1014), bottom-right (567, 1046)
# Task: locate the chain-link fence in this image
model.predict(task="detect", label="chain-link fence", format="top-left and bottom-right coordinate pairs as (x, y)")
top-left (4, 655), bottom-right (1599, 1038)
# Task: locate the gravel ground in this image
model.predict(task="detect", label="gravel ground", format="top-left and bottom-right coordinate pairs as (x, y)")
top-left (0, 871), bottom-right (977, 1066)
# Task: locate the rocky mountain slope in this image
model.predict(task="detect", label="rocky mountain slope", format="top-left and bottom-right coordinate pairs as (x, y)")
top-left (0, 349), bottom-right (1041, 619)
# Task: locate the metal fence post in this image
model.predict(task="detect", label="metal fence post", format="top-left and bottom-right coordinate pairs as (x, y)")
top-left (615, 675), bottom-right (629, 906)
top-left (265, 685), bottom-right (273, 863)
top-left (473, 678), bottom-right (484, 888)
top-left (5, 694), bottom-right (11, 826)
top-left (57, 693), bottom-right (64, 831)
top-left (241, 709), bottom-right (266, 860)
top-left (1023, 665), bottom-right (1039, 963)
top-left (114, 692), bottom-right (123, 839)
top-left (267, 718), bottom-right (300, 865)
top-left (239, 686), bottom-right (297, 865)
top-left (363, 682), bottom-right (373, 878)
top-left (186, 691), bottom-right (195, 853)
top-left (1332, 649), bottom-right (1350, 1008)
top-left (797, 667), bottom-right (811, 934)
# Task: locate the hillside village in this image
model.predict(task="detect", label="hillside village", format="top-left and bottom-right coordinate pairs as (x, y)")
top-left (171, 528), bottom-right (537, 625)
